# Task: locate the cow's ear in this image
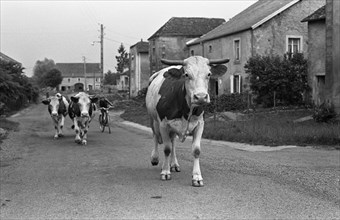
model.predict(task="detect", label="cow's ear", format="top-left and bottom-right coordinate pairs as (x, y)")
top-left (71, 96), bottom-right (79, 103)
top-left (42, 99), bottom-right (50, 105)
top-left (164, 68), bottom-right (184, 79)
top-left (90, 97), bottom-right (98, 103)
top-left (210, 65), bottom-right (227, 78)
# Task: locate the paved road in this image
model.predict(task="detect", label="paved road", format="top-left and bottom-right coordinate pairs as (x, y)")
top-left (0, 103), bottom-right (339, 219)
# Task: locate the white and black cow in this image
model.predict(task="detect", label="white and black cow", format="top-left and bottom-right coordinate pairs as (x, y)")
top-left (68, 92), bottom-right (98, 145)
top-left (146, 56), bottom-right (229, 187)
top-left (42, 93), bottom-right (69, 139)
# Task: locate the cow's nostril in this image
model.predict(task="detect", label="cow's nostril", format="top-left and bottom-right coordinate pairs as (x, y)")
top-left (194, 93), bottom-right (208, 101)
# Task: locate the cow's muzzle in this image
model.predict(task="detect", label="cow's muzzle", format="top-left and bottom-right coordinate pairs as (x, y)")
top-left (193, 93), bottom-right (210, 105)
top-left (81, 112), bottom-right (89, 118)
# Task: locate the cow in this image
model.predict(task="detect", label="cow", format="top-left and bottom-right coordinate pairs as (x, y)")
top-left (146, 56), bottom-right (229, 187)
top-left (68, 92), bottom-right (98, 145)
top-left (42, 93), bottom-right (69, 139)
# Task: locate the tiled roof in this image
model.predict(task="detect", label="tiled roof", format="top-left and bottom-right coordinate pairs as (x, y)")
top-left (188, 0), bottom-right (299, 45)
top-left (131, 41), bottom-right (149, 53)
top-left (56, 63), bottom-right (101, 78)
top-left (148, 17), bottom-right (225, 40)
top-left (0, 52), bottom-right (21, 64)
top-left (301, 5), bottom-right (325, 22)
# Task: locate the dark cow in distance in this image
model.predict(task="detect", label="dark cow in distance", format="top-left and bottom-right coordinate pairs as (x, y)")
top-left (68, 92), bottom-right (98, 145)
top-left (146, 56), bottom-right (229, 187)
top-left (42, 93), bottom-right (69, 139)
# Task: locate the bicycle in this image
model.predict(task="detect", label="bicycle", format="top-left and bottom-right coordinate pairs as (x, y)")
top-left (98, 107), bottom-right (111, 133)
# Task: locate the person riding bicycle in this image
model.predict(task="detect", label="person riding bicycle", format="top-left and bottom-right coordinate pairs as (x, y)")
top-left (98, 97), bottom-right (113, 124)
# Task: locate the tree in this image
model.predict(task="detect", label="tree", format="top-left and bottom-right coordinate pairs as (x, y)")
top-left (0, 60), bottom-right (39, 113)
top-left (43, 68), bottom-right (63, 89)
top-left (103, 70), bottom-right (119, 85)
top-left (115, 43), bottom-right (129, 74)
top-left (33, 58), bottom-right (56, 87)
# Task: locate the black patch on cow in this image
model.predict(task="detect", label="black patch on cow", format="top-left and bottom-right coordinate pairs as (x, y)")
top-left (157, 68), bottom-right (190, 120)
top-left (156, 68), bottom-right (204, 121)
top-left (58, 98), bottom-right (67, 116)
top-left (68, 101), bottom-right (81, 119)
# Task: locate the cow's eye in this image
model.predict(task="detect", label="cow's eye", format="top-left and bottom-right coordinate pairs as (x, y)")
top-left (184, 73), bottom-right (189, 78)
top-left (207, 73), bottom-right (211, 77)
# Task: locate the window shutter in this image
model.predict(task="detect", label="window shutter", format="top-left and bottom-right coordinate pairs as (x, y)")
top-left (230, 75), bottom-right (234, 93)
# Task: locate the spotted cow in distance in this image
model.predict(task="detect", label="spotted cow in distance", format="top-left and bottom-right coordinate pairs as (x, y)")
top-left (68, 92), bottom-right (98, 145)
top-left (146, 56), bottom-right (229, 187)
top-left (42, 93), bottom-right (69, 139)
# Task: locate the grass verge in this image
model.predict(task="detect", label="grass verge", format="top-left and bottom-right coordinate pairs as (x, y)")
top-left (117, 100), bottom-right (340, 148)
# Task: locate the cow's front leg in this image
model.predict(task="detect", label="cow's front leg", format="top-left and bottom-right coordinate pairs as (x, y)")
top-left (73, 118), bottom-right (81, 144)
top-left (58, 115), bottom-right (65, 137)
top-left (160, 127), bottom-right (171, 180)
top-left (53, 123), bottom-right (59, 139)
top-left (191, 120), bottom-right (204, 187)
top-left (81, 123), bottom-right (89, 145)
top-left (170, 133), bottom-right (180, 172)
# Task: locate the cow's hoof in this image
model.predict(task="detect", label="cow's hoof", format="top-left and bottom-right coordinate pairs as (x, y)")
top-left (54, 135), bottom-right (59, 139)
top-left (58, 134), bottom-right (64, 137)
top-left (160, 174), bottom-right (171, 181)
top-left (192, 180), bottom-right (204, 187)
top-left (170, 165), bottom-right (181, 172)
top-left (82, 140), bottom-right (87, 145)
top-left (151, 158), bottom-right (159, 166)
top-left (75, 139), bottom-right (82, 144)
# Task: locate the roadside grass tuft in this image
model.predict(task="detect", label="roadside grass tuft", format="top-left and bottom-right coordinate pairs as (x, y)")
top-left (0, 118), bottom-right (20, 144)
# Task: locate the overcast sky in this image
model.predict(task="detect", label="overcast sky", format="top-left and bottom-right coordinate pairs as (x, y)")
top-left (1, 0), bottom-right (256, 77)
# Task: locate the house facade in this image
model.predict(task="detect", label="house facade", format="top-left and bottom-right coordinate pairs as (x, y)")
top-left (148, 17), bottom-right (225, 74)
top-left (187, 0), bottom-right (325, 96)
top-left (129, 40), bottom-right (150, 97)
top-left (56, 63), bottom-right (101, 92)
top-left (302, 0), bottom-right (340, 113)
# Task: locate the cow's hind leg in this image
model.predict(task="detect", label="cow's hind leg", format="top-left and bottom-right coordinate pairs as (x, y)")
top-left (159, 127), bottom-right (171, 180)
top-left (191, 121), bottom-right (204, 187)
top-left (170, 132), bottom-right (180, 172)
top-left (150, 119), bottom-right (161, 166)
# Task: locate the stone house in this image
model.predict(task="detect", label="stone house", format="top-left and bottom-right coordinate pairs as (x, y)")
top-left (302, 0), bottom-right (340, 113)
top-left (187, 0), bottom-right (325, 96)
top-left (129, 40), bottom-right (150, 97)
top-left (116, 70), bottom-right (129, 92)
top-left (148, 17), bottom-right (225, 74)
top-left (56, 63), bottom-right (101, 92)
top-left (0, 52), bottom-right (21, 65)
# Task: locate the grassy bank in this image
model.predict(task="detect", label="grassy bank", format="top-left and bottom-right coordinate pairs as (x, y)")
top-left (117, 100), bottom-right (340, 149)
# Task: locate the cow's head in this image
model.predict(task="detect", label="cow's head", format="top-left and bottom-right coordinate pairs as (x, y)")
top-left (161, 56), bottom-right (229, 106)
top-left (71, 92), bottom-right (98, 118)
top-left (42, 95), bottom-right (63, 119)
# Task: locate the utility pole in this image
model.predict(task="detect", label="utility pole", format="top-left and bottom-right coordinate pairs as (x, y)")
top-left (100, 24), bottom-right (104, 82)
top-left (83, 56), bottom-right (87, 92)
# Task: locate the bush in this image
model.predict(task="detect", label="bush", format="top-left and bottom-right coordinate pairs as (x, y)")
top-left (313, 102), bottom-right (337, 123)
top-left (244, 53), bottom-right (309, 107)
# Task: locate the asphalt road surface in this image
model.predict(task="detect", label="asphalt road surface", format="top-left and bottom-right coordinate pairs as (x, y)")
top-left (0, 103), bottom-right (339, 219)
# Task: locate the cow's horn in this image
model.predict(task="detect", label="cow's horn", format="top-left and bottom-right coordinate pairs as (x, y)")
top-left (161, 59), bottom-right (184, 66)
top-left (209, 58), bottom-right (230, 65)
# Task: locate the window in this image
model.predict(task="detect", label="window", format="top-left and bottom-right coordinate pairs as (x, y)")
top-left (230, 75), bottom-right (242, 93)
top-left (78, 78), bottom-right (80, 82)
top-left (286, 36), bottom-right (302, 54)
top-left (191, 50), bottom-right (194, 56)
top-left (209, 45), bottom-right (212, 53)
top-left (234, 39), bottom-right (240, 61)
top-left (68, 78), bottom-right (70, 82)
top-left (152, 48), bottom-right (155, 55)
